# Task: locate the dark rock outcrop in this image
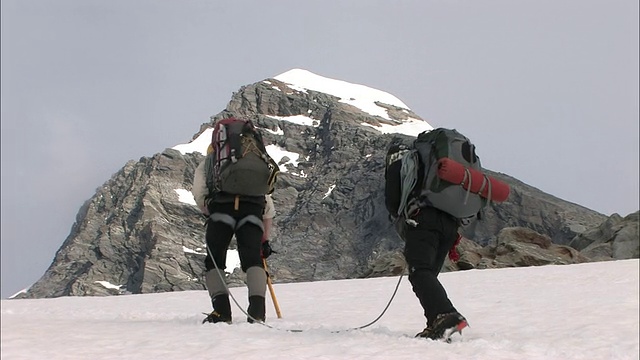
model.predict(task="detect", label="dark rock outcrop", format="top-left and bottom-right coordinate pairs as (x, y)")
top-left (571, 211), bottom-right (640, 261)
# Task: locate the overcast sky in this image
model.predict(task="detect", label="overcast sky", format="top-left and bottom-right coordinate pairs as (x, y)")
top-left (1, 0), bottom-right (638, 298)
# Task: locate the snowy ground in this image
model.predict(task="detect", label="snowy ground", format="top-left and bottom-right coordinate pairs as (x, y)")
top-left (2, 259), bottom-right (638, 360)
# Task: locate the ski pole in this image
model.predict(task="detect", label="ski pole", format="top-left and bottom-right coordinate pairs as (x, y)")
top-left (263, 258), bottom-right (282, 318)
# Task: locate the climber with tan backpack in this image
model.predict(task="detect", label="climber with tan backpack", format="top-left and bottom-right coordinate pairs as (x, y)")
top-left (192, 117), bottom-right (279, 324)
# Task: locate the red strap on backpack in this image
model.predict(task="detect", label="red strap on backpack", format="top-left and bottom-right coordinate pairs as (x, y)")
top-left (448, 233), bottom-right (462, 262)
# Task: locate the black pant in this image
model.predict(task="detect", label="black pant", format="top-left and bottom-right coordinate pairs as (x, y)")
top-left (204, 201), bottom-right (265, 273)
top-left (402, 206), bottom-right (459, 326)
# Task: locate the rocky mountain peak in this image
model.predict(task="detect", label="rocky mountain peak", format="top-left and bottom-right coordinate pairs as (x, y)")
top-left (16, 69), bottom-right (637, 299)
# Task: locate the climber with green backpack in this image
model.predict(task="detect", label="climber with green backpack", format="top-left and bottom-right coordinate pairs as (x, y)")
top-left (192, 117), bottom-right (280, 325)
top-left (384, 128), bottom-right (510, 341)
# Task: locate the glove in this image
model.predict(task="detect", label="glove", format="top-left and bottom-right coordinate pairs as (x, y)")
top-left (201, 198), bottom-right (212, 216)
top-left (261, 240), bottom-right (276, 259)
top-left (448, 234), bottom-right (462, 262)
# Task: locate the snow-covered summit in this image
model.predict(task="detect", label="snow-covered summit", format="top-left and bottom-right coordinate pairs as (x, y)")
top-left (173, 69), bottom-right (432, 156)
top-left (273, 69), bottom-right (432, 136)
top-left (274, 68), bottom-right (410, 114)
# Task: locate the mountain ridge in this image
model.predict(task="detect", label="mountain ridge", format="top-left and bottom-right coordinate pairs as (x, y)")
top-left (15, 69), bottom-right (638, 299)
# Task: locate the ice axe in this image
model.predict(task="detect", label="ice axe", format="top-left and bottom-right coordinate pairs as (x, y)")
top-left (263, 258), bottom-right (282, 318)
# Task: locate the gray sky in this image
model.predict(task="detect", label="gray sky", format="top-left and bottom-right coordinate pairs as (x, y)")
top-left (1, 0), bottom-right (638, 298)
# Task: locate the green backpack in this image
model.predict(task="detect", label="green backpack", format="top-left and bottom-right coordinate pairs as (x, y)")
top-left (205, 118), bottom-right (279, 196)
top-left (397, 128), bottom-right (487, 221)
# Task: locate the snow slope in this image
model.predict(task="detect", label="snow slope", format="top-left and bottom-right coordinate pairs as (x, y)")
top-left (2, 260), bottom-right (638, 360)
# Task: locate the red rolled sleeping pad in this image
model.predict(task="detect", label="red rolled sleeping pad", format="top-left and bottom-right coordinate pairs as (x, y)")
top-left (436, 158), bottom-right (510, 202)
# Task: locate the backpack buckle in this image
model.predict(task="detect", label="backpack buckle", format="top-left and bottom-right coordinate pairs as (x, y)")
top-left (405, 218), bottom-right (418, 227)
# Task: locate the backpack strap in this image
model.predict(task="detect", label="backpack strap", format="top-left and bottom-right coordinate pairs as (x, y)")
top-left (204, 153), bottom-right (216, 194)
top-left (462, 167), bottom-right (472, 205)
top-left (481, 173), bottom-right (493, 211)
top-left (398, 150), bottom-right (419, 226)
top-left (477, 174), bottom-right (491, 207)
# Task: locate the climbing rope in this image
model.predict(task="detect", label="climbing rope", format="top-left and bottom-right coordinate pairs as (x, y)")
top-left (205, 241), bottom-right (405, 334)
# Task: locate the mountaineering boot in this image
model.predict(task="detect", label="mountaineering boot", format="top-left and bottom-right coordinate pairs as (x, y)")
top-left (202, 294), bottom-right (232, 324)
top-left (247, 295), bottom-right (266, 323)
top-left (415, 311), bottom-right (468, 341)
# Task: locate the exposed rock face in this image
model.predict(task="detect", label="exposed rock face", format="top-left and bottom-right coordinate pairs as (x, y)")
top-left (17, 73), bottom-right (638, 299)
top-left (456, 227), bottom-right (590, 269)
top-left (570, 211), bottom-right (640, 261)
